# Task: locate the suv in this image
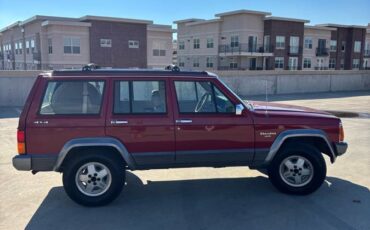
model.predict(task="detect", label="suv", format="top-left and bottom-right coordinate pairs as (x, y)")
top-left (13, 68), bottom-right (347, 206)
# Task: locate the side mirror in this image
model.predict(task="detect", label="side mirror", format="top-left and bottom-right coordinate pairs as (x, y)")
top-left (235, 104), bottom-right (244, 115)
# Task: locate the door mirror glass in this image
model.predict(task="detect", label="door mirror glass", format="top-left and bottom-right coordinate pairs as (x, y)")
top-left (235, 104), bottom-right (244, 115)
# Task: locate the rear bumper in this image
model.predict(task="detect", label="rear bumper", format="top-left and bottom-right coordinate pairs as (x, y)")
top-left (13, 154), bottom-right (57, 171)
top-left (335, 142), bottom-right (348, 156)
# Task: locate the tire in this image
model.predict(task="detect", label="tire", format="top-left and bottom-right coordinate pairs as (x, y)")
top-left (62, 152), bottom-right (125, 206)
top-left (268, 143), bottom-right (326, 195)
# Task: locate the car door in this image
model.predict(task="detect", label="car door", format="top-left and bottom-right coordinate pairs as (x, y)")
top-left (172, 78), bottom-right (255, 165)
top-left (105, 77), bottom-right (175, 167)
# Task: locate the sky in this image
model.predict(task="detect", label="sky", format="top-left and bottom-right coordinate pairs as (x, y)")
top-left (0, 0), bottom-right (369, 30)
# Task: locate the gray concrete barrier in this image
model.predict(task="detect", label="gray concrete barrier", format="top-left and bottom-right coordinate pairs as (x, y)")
top-left (0, 70), bottom-right (369, 106)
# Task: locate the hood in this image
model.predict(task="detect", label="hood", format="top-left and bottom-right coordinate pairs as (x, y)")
top-left (250, 101), bottom-right (331, 115)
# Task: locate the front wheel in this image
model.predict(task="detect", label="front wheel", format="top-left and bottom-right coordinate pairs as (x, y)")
top-left (268, 144), bottom-right (326, 195)
top-left (62, 153), bottom-right (125, 206)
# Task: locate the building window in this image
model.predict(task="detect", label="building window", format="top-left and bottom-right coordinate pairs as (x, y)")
top-left (128, 40), bottom-right (139, 48)
top-left (30, 39), bottom-right (35, 53)
top-left (230, 35), bottom-right (239, 48)
top-left (153, 41), bottom-right (166, 56)
top-left (15, 43), bottom-right (18, 55)
top-left (303, 58), bottom-right (311, 69)
top-left (340, 59), bottom-right (345, 69)
top-left (193, 58), bottom-right (199, 67)
top-left (330, 40), bottom-right (337, 52)
top-left (352, 59), bottom-right (360, 69)
top-left (178, 58), bottom-right (185, 67)
top-left (329, 58), bottom-right (336, 69)
top-left (289, 36), bottom-right (299, 54)
top-left (354, 41), bottom-right (361, 53)
top-left (276, 36), bottom-right (285, 49)
top-left (48, 38), bottom-right (53, 54)
top-left (100, 39), bottom-right (112, 48)
top-left (179, 41), bottom-right (185, 50)
top-left (304, 37), bottom-right (312, 49)
top-left (193, 38), bottom-right (200, 49)
top-left (26, 41), bottom-right (30, 54)
top-left (64, 37), bottom-right (81, 54)
top-left (207, 38), bottom-right (214, 48)
top-left (18, 42), bottom-right (22, 55)
top-left (288, 57), bottom-right (298, 70)
top-left (206, 57), bottom-right (214, 68)
top-left (275, 57), bottom-right (284, 69)
top-left (341, 41), bottom-right (346, 52)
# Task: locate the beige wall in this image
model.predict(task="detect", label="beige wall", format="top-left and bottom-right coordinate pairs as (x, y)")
top-left (147, 27), bottom-right (173, 68)
top-left (41, 24), bottom-right (90, 68)
top-left (303, 28), bottom-right (332, 70)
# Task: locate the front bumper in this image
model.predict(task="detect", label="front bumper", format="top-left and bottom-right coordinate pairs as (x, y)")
top-left (335, 142), bottom-right (348, 156)
top-left (13, 154), bottom-right (57, 171)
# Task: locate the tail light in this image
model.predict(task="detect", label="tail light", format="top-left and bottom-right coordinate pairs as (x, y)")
top-left (17, 130), bottom-right (26, 154)
top-left (339, 122), bottom-right (344, 142)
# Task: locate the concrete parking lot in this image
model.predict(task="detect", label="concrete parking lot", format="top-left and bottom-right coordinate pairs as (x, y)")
top-left (0, 91), bottom-right (369, 230)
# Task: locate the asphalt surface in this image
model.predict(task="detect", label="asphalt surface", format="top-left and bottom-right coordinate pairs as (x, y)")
top-left (0, 91), bottom-right (369, 230)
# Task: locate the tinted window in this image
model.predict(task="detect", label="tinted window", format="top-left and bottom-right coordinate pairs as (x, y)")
top-left (40, 81), bottom-right (105, 115)
top-left (114, 80), bottom-right (166, 114)
top-left (175, 81), bottom-right (234, 114)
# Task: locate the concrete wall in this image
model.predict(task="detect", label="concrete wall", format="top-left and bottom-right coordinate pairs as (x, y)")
top-left (0, 70), bottom-right (369, 106)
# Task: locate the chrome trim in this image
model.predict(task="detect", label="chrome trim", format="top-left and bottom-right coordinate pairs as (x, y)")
top-left (110, 120), bottom-right (128, 125)
top-left (54, 137), bottom-right (136, 171)
top-left (264, 129), bottom-right (336, 163)
top-left (176, 119), bottom-right (192, 124)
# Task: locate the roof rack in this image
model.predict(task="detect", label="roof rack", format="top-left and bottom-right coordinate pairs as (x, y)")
top-left (51, 63), bottom-right (211, 77)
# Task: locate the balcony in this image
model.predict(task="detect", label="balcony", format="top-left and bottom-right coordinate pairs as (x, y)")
top-left (316, 47), bottom-right (329, 56)
top-left (364, 50), bottom-right (370, 57)
top-left (219, 43), bottom-right (273, 56)
top-left (288, 46), bottom-right (302, 55)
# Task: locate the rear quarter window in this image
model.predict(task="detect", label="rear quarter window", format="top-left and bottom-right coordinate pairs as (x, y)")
top-left (39, 80), bottom-right (105, 115)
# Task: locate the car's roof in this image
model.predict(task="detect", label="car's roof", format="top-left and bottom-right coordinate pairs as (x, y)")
top-left (46, 69), bottom-right (217, 78)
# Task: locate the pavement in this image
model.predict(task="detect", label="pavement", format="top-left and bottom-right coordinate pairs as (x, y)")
top-left (0, 91), bottom-right (369, 230)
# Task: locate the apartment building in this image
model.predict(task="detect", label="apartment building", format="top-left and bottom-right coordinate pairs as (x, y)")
top-left (175, 9), bottom-right (370, 71)
top-left (365, 25), bottom-right (370, 69)
top-left (302, 26), bottom-right (336, 70)
top-left (147, 24), bottom-right (174, 68)
top-left (175, 10), bottom-right (274, 71)
top-left (0, 15), bottom-right (173, 70)
top-left (264, 17), bottom-right (309, 70)
top-left (316, 24), bottom-right (367, 70)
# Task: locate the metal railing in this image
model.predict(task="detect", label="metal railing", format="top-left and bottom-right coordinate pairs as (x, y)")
top-left (316, 47), bottom-right (329, 56)
top-left (219, 43), bottom-right (273, 54)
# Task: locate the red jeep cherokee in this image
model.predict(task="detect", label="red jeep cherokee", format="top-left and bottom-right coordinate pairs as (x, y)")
top-left (13, 68), bottom-right (347, 206)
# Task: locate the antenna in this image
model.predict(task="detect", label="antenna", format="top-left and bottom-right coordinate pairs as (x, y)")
top-left (265, 80), bottom-right (268, 115)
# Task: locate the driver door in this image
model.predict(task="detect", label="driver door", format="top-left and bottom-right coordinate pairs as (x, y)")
top-left (172, 78), bottom-right (254, 165)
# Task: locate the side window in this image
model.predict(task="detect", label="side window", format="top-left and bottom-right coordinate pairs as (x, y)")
top-left (175, 81), bottom-right (234, 113)
top-left (114, 80), bottom-right (167, 114)
top-left (40, 81), bottom-right (105, 115)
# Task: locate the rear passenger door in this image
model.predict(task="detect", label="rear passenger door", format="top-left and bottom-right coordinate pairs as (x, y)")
top-left (106, 78), bottom-right (175, 167)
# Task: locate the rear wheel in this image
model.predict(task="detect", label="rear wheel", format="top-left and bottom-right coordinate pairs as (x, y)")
top-left (268, 144), bottom-right (326, 195)
top-left (62, 152), bottom-right (125, 206)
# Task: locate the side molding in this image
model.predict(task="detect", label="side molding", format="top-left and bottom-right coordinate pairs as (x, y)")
top-left (264, 129), bottom-right (336, 164)
top-left (53, 137), bottom-right (136, 171)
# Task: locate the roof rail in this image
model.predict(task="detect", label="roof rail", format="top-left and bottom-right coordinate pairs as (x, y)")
top-left (165, 64), bottom-right (180, 72)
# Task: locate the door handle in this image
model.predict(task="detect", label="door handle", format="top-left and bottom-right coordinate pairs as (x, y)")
top-left (176, 119), bottom-right (192, 124)
top-left (110, 120), bottom-right (128, 125)
top-left (33, 120), bottom-right (49, 124)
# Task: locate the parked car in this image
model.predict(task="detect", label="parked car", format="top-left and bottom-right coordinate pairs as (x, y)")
top-left (13, 67), bottom-right (347, 206)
